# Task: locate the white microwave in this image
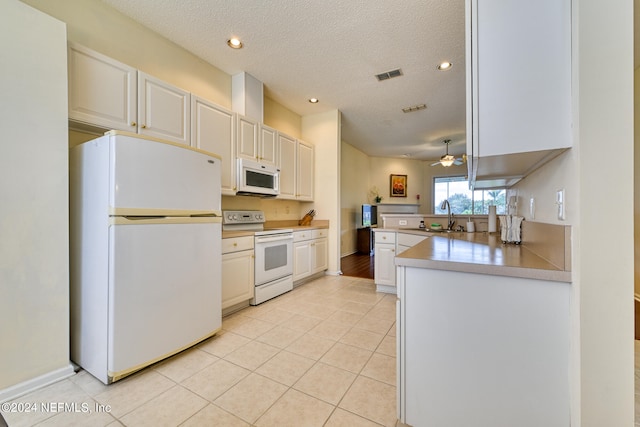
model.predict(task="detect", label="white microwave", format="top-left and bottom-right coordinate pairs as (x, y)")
top-left (237, 158), bottom-right (279, 197)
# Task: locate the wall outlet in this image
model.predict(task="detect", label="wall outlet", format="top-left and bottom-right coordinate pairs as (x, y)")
top-left (556, 189), bottom-right (565, 220)
top-left (399, 220), bottom-right (408, 226)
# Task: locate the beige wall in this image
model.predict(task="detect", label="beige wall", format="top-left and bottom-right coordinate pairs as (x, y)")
top-left (368, 157), bottom-right (425, 208)
top-left (264, 97), bottom-right (302, 138)
top-left (1, 1), bottom-right (72, 394)
top-left (341, 143), bottom-right (371, 255)
top-left (509, 149), bottom-right (577, 223)
top-left (303, 110), bottom-right (341, 274)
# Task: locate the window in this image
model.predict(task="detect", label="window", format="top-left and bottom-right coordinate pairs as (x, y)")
top-left (434, 176), bottom-right (506, 215)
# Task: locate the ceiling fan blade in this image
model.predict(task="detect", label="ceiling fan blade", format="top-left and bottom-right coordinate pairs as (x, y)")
top-left (430, 161), bottom-right (441, 166)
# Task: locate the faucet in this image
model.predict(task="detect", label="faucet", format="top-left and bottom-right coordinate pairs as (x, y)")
top-left (440, 199), bottom-right (455, 230)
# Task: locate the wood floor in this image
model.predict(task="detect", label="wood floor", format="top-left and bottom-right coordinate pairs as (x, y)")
top-left (341, 252), bottom-right (374, 279)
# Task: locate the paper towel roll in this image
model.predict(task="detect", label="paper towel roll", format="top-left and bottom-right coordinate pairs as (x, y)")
top-left (488, 205), bottom-right (497, 233)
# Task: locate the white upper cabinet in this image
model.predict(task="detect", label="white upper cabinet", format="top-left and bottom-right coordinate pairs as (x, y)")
top-left (277, 134), bottom-right (314, 201)
top-left (237, 116), bottom-right (277, 167)
top-left (296, 140), bottom-right (314, 201)
top-left (191, 96), bottom-right (236, 195)
top-left (236, 115), bottom-right (259, 161)
top-left (466, 0), bottom-right (571, 187)
top-left (68, 43), bottom-right (191, 147)
top-left (68, 42), bottom-right (137, 132)
top-left (277, 132), bottom-right (297, 199)
top-left (258, 124), bottom-right (278, 167)
top-left (138, 72), bottom-right (190, 146)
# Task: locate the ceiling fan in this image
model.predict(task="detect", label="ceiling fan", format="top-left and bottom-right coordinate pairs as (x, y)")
top-left (431, 139), bottom-right (465, 167)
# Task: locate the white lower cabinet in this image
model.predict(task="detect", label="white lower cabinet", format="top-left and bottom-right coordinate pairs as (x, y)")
top-left (375, 231), bottom-right (428, 292)
top-left (221, 236), bottom-right (254, 311)
top-left (374, 232), bottom-right (397, 290)
top-left (293, 228), bottom-right (327, 282)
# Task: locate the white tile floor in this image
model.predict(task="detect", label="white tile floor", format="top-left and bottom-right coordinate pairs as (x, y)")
top-left (2, 275), bottom-right (398, 427)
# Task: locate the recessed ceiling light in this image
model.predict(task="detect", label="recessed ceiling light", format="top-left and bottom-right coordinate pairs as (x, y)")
top-left (308, 98), bottom-right (319, 104)
top-left (227, 38), bottom-right (243, 49)
top-left (437, 62), bottom-right (452, 71)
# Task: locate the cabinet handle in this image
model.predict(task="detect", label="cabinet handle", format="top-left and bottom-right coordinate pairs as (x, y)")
top-left (392, 249), bottom-right (395, 252)
top-left (233, 243), bottom-right (238, 247)
top-left (131, 121), bottom-right (136, 127)
top-left (141, 124), bottom-right (146, 129)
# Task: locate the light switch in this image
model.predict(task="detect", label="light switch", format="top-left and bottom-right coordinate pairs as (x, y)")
top-left (556, 189), bottom-right (565, 220)
top-left (530, 197), bottom-right (535, 219)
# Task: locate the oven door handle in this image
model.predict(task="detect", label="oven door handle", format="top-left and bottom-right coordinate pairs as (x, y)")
top-left (256, 234), bottom-right (294, 243)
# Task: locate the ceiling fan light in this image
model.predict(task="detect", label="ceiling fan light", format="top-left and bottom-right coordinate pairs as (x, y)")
top-left (440, 158), bottom-right (455, 167)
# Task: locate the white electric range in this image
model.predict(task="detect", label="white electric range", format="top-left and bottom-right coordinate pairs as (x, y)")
top-left (222, 210), bottom-right (293, 304)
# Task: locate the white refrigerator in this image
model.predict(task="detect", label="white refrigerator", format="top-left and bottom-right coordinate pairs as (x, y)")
top-left (70, 131), bottom-right (222, 384)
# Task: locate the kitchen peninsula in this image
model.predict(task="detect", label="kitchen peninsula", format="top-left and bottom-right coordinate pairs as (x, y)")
top-left (392, 225), bottom-right (572, 426)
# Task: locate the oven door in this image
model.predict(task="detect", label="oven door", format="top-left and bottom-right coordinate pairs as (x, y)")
top-left (254, 233), bottom-right (293, 286)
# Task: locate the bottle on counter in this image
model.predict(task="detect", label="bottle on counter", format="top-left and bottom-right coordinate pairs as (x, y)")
top-left (419, 220), bottom-right (426, 229)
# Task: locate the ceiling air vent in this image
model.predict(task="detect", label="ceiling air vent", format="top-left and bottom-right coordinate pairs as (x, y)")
top-left (402, 104), bottom-right (427, 113)
top-left (375, 68), bottom-right (403, 81)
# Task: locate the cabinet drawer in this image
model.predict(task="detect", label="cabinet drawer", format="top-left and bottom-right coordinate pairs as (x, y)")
top-left (294, 230), bottom-right (313, 242)
top-left (312, 228), bottom-right (327, 239)
top-left (375, 231), bottom-right (396, 245)
top-left (397, 233), bottom-right (427, 248)
top-left (222, 236), bottom-right (254, 254)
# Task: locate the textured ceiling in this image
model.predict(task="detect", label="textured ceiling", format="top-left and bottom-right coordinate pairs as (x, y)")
top-left (100, 0), bottom-right (467, 160)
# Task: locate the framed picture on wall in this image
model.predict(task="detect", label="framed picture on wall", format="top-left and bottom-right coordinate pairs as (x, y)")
top-left (390, 174), bottom-right (407, 197)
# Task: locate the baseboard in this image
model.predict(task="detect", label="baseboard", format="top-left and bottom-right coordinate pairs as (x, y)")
top-left (0, 364), bottom-right (75, 403)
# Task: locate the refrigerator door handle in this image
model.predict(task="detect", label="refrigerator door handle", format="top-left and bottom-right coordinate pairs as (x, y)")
top-left (111, 216), bottom-right (221, 225)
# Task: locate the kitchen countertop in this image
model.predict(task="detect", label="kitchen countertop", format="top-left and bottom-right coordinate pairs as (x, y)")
top-left (375, 228), bottom-right (571, 283)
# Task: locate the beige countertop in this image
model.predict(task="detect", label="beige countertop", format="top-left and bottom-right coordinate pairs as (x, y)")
top-left (376, 228), bottom-right (571, 283)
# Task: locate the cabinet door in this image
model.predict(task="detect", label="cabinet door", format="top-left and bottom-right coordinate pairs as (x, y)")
top-left (258, 124), bottom-right (278, 167)
top-left (222, 250), bottom-right (254, 309)
top-left (293, 241), bottom-right (312, 281)
top-left (374, 243), bottom-right (396, 286)
top-left (468, 0), bottom-right (571, 158)
top-left (296, 140), bottom-right (314, 201)
top-left (237, 115), bottom-right (258, 161)
top-left (277, 132), bottom-right (297, 199)
top-left (312, 238), bottom-right (328, 274)
top-left (138, 72), bottom-right (190, 145)
top-left (68, 42), bottom-right (137, 131)
top-left (191, 96), bottom-right (236, 195)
